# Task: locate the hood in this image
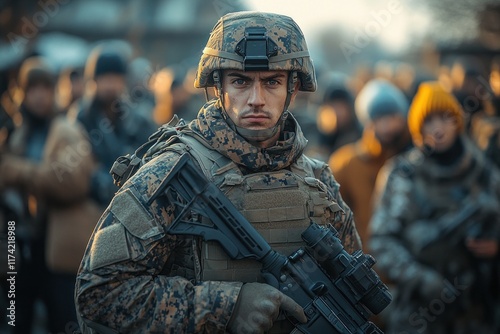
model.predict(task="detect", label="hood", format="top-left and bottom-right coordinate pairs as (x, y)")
top-left (188, 99), bottom-right (308, 172)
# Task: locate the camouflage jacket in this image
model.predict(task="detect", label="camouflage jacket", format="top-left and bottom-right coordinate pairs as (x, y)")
top-left (370, 136), bottom-right (500, 292)
top-left (75, 100), bottom-right (361, 334)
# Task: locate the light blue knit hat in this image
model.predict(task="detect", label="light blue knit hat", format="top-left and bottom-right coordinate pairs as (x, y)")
top-left (355, 79), bottom-right (409, 125)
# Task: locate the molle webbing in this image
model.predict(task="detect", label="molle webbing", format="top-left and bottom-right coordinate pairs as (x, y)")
top-left (200, 165), bottom-right (343, 283)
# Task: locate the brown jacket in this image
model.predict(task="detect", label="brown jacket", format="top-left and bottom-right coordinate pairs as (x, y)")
top-left (328, 127), bottom-right (409, 251)
top-left (1, 115), bottom-right (102, 273)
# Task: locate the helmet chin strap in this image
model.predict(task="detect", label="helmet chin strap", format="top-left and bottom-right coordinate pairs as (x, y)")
top-left (213, 70), bottom-right (297, 144)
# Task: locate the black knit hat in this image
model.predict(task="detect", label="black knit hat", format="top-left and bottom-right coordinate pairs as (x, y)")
top-left (18, 57), bottom-right (56, 91)
top-left (86, 51), bottom-right (127, 79)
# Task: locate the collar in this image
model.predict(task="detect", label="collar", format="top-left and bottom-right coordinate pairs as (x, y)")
top-left (187, 100), bottom-right (308, 172)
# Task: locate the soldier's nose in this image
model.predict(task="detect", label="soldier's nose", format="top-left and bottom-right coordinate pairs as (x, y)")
top-left (248, 84), bottom-right (265, 107)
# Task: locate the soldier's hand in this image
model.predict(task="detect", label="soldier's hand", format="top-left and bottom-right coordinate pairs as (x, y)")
top-left (227, 282), bottom-right (307, 334)
top-left (466, 238), bottom-right (499, 258)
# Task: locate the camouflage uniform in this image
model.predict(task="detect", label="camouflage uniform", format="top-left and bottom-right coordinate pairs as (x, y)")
top-left (75, 12), bottom-right (360, 333)
top-left (75, 99), bottom-right (361, 333)
top-left (370, 137), bottom-right (500, 334)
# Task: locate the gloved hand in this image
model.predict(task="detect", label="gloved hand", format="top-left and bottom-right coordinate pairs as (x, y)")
top-left (227, 282), bottom-right (307, 334)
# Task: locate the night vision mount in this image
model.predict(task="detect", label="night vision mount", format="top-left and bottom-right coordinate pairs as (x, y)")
top-left (235, 27), bottom-right (278, 71)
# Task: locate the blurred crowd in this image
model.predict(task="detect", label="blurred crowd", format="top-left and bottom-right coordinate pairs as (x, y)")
top-left (0, 39), bottom-right (499, 333)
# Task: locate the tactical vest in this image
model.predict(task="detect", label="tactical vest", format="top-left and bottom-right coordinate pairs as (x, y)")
top-left (109, 122), bottom-right (344, 333)
top-left (158, 131), bottom-right (343, 284)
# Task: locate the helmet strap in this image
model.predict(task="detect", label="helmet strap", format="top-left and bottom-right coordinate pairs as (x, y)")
top-left (213, 70), bottom-right (238, 131)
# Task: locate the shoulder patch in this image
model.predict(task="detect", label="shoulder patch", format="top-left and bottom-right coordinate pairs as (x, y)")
top-left (90, 222), bottom-right (130, 271)
top-left (110, 188), bottom-right (163, 240)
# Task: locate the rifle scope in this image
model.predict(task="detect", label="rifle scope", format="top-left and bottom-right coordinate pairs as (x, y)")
top-left (302, 223), bottom-right (392, 315)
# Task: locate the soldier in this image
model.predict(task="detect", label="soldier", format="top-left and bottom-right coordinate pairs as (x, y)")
top-left (68, 48), bottom-right (157, 208)
top-left (329, 79), bottom-right (412, 250)
top-left (370, 82), bottom-right (500, 333)
top-left (75, 11), bottom-right (361, 334)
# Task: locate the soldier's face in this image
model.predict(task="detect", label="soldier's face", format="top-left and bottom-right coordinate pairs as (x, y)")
top-left (421, 112), bottom-right (459, 152)
top-left (220, 70), bottom-right (297, 134)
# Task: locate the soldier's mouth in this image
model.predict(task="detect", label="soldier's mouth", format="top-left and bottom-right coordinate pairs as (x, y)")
top-left (244, 115), bottom-right (269, 120)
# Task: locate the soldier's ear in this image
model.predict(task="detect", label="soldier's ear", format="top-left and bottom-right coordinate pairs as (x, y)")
top-left (290, 82), bottom-right (300, 103)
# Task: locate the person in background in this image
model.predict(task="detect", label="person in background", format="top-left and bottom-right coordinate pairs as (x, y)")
top-left (68, 48), bottom-right (157, 208)
top-left (450, 57), bottom-right (494, 132)
top-left (370, 82), bottom-right (500, 333)
top-left (328, 79), bottom-right (411, 250)
top-left (151, 65), bottom-right (204, 125)
top-left (315, 72), bottom-right (361, 160)
top-left (56, 66), bottom-right (85, 114)
top-left (470, 56), bottom-right (500, 169)
top-left (0, 57), bottom-right (99, 334)
top-left (126, 57), bottom-right (156, 120)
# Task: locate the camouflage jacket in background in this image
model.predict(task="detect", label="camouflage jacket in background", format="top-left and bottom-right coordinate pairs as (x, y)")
top-left (369, 137), bottom-right (500, 331)
top-left (75, 100), bottom-right (361, 333)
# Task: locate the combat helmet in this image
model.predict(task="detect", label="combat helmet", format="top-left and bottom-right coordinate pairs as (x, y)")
top-left (194, 11), bottom-right (316, 142)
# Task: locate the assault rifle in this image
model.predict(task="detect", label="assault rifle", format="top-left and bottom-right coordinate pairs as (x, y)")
top-left (154, 154), bottom-right (392, 333)
top-left (407, 201), bottom-right (481, 255)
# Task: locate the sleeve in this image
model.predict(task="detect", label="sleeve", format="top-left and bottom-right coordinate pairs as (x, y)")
top-left (318, 164), bottom-right (362, 254)
top-left (0, 117), bottom-right (93, 204)
top-left (75, 152), bottom-right (242, 334)
top-left (368, 160), bottom-right (437, 285)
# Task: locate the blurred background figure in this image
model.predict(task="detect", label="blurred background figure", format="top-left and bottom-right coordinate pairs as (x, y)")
top-left (56, 66), bottom-right (85, 114)
top-left (314, 72), bottom-right (362, 160)
top-left (329, 79), bottom-right (412, 251)
top-left (470, 56), bottom-right (500, 168)
top-left (0, 53), bottom-right (24, 149)
top-left (370, 82), bottom-right (500, 333)
top-left (450, 57), bottom-right (492, 132)
top-left (126, 57), bottom-right (156, 120)
top-left (0, 57), bottom-right (98, 334)
top-left (151, 65), bottom-right (204, 125)
top-left (393, 62), bottom-right (417, 101)
top-left (490, 56), bottom-right (500, 115)
top-left (69, 48), bottom-right (157, 208)
top-left (151, 66), bottom-right (176, 125)
top-left (373, 61), bottom-right (394, 82)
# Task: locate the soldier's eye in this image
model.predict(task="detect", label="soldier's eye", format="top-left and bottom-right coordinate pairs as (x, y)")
top-left (233, 79), bottom-right (246, 85)
top-left (268, 79), bottom-right (279, 86)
